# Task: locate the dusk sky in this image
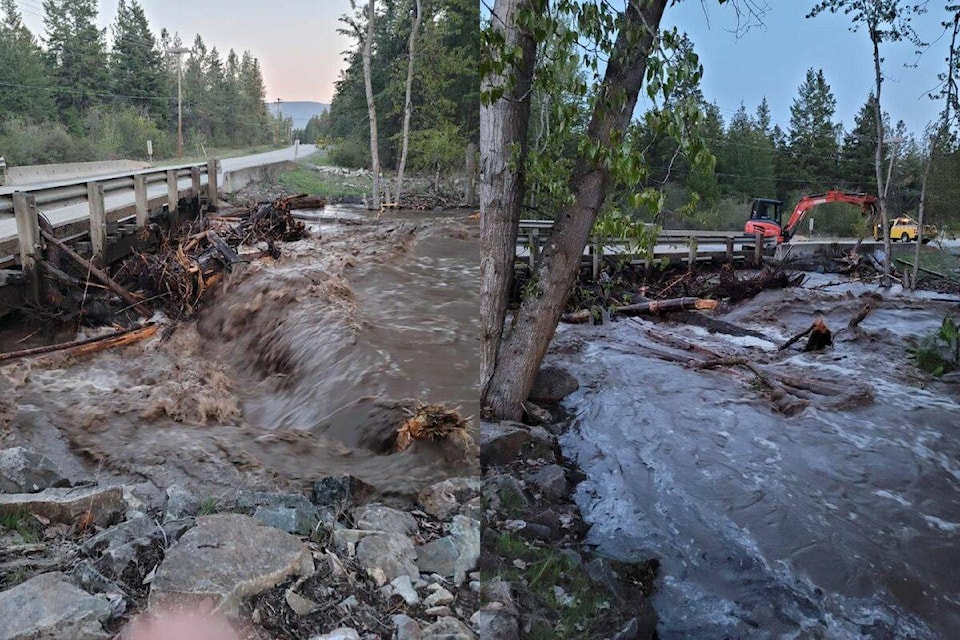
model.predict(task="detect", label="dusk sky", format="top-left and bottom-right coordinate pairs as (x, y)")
top-left (16, 0), bottom-right (355, 104)
top-left (13, 1), bottom-right (956, 136)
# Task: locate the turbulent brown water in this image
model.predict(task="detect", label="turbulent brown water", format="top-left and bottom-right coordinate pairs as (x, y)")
top-left (0, 206), bottom-right (478, 501)
top-left (555, 276), bottom-right (960, 639)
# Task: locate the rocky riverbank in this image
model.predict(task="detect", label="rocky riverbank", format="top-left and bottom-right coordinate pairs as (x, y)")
top-left (0, 446), bottom-right (481, 639)
top-left (478, 368), bottom-right (659, 640)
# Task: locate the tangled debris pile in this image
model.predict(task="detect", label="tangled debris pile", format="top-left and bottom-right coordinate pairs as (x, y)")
top-left (395, 404), bottom-right (473, 454)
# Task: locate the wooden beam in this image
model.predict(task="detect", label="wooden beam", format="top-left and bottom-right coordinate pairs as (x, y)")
top-left (87, 181), bottom-right (107, 267)
top-left (12, 193), bottom-right (40, 297)
top-left (191, 166), bottom-right (202, 214)
top-left (134, 174), bottom-right (149, 228)
top-left (206, 159), bottom-right (219, 211)
top-left (166, 169), bottom-right (179, 230)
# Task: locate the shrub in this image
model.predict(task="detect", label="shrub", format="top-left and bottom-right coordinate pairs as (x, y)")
top-left (909, 316), bottom-right (960, 376)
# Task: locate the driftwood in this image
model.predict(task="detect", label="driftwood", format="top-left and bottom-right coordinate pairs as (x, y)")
top-left (39, 229), bottom-right (151, 318)
top-left (779, 318), bottom-right (833, 352)
top-left (561, 309), bottom-right (593, 324)
top-left (0, 324), bottom-right (157, 362)
top-left (779, 325), bottom-right (815, 351)
top-left (615, 297), bottom-right (719, 316)
top-left (276, 194), bottom-right (328, 211)
top-left (848, 303), bottom-right (872, 328)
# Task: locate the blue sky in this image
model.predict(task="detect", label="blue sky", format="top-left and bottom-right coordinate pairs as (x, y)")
top-left (16, 0), bottom-right (354, 103)
top-left (664, 2), bottom-right (952, 136)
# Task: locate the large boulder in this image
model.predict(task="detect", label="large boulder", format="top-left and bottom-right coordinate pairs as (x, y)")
top-left (311, 475), bottom-right (375, 509)
top-left (0, 572), bottom-right (112, 640)
top-left (526, 465), bottom-right (568, 501)
top-left (480, 423), bottom-right (530, 467)
top-left (0, 447), bottom-right (69, 493)
top-left (355, 533), bottom-right (419, 586)
top-left (0, 486), bottom-right (124, 526)
top-left (352, 504), bottom-right (418, 537)
top-left (148, 513), bottom-right (314, 615)
top-left (528, 366), bottom-right (579, 403)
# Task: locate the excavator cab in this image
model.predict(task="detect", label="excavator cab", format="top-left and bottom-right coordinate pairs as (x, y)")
top-left (744, 198), bottom-right (785, 241)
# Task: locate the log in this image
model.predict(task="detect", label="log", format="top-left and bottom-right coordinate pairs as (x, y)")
top-left (848, 303), bottom-right (872, 328)
top-left (39, 229), bottom-right (152, 318)
top-left (68, 324), bottom-right (158, 358)
top-left (804, 318), bottom-right (832, 352)
top-left (778, 325), bottom-right (814, 351)
top-left (206, 230), bottom-right (242, 265)
top-left (276, 194), bottom-right (327, 211)
top-left (615, 297), bottom-right (719, 316)
top-left (0, 324), bottom-right (157, 362)
top-left (561, 309), bottom-right (593, 324)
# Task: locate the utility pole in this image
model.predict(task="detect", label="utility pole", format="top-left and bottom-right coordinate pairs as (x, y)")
top-left (275, 97), bottom-right (283, 145)
top-left (166, 46), bottom-right (190, 159)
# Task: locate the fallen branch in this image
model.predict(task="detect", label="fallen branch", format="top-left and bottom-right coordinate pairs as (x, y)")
top-left (39, 229), bottom-right (152, 318)
top-left (695, 357), bottom-right (776, 390)
top-left (561, 309), bottom-right (593, 324)
top-left (614, 297), bottom-right (719, 316)
top-left (0, 324), bottom-right (157, 362)
top-left (848, 303), bottom-right (872, 328)
top-left (779, 325), bottom-right (815, 351)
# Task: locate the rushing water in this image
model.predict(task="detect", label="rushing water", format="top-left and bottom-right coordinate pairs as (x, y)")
top-left (0, 206), bottom-right (478, 499)
top-left (556, 278), bottom-right (960, 639)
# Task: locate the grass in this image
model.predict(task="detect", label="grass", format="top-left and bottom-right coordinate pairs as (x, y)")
top-left (484, 531), bottom-right (626, 639)
top-left (198, 497), bottom-right (220, 516)
top-left (278, 166), bottom-right (369, 198)
top-left (0, 509), bottom-right (42, 543)
top-left (896, 247), bottom-right (960, 283)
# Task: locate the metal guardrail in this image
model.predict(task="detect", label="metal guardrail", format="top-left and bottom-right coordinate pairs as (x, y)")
top-left (1, 159), bottom-right (221, 292)
top-left (516, 219), bottom-right (778, 278)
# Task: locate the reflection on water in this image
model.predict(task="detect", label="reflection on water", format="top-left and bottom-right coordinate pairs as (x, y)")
top-left (557, 282), bottom-right (960, 639)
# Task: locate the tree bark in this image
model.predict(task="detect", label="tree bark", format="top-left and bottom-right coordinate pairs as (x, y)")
top-left (395, 0), bottom-right (421, 207)
top-left (870, 28), bottom-right (892, 287)
top-left (363, 0), bottom-right (382, 210)
top-left (483, 0), bottom-right (669, 420)
top-left (479, 0), bottom-right (536, 404)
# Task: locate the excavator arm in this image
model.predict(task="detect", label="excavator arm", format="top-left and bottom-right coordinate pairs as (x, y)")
top-left (781, 190), bottom-right (878, 242)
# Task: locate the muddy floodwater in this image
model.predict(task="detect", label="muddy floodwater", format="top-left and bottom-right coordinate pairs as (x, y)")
top-left (0, 206), bottom-right (478, 501)
top-left (554, 276), bottom-right (960, 639)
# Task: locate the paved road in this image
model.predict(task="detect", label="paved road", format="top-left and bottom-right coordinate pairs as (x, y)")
top-left (0, 145), bottom-right (316, 258)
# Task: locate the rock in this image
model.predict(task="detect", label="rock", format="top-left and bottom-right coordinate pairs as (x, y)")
top-left (482, 474), bottom-right (528, 515)
top-left (82, 514), bottom-right (162, 578)
top-left (331, 528), bottom-right (377, 554)
top-left (254, 506), bottom-right (317, 535)
top-left (417, 477), bottom-right (482, 520)
top-left (162, 485), bottom-right (199, 522)
top-left (415, 515), bottom-right (479, 585)
top-left (528, 465), bottom-right (568, 500)
top-left (481, 580), bottom-right (515, 611)
top-left (0, 447), bottom-right (69, 493)
top-left (309, 629), bottom-right (360, 640)
top-left (470, 609), bottom-right (519, 640)
top-left (424, 605), bottom-right (451, 616)
top-left (149, 514), bottom-right (314, 615)
top-left (389, 575), bottom-right (420, 605)
top-left (480, 422), bottom-right (530, 467)
top-left (392, 614), bottom-right (421, 640)
top-left (0, 572), bottom-right (111, 640)
top-left (71, 560), bottom-right (128, 598)
top-left (423, 586), bottom-right (454, 607)
top-left (0, 486), bottom-right (123, 526)
top-left (421, 616), bottom-right (476, 640)
top-left (311, 475), bottom-right (375, 508)
top-left (352, 504), bottom-right (417, 536)
top-left (161, 517), bottom-right (196, 543)
top-left (285, 590), bottom-right (319, 616)
top-left (528, 366), bottom-right (579, 402)
top-left (584, 557), bottom-right (621, 599)
top-left (355, 533), bottom-right (418, 585)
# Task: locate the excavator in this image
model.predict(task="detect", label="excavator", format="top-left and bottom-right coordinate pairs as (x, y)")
top-left (743, 190), bottom-right (878, 244)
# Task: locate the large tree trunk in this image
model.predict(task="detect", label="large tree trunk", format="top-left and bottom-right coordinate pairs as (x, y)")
top-left (363, 0), bottom-right (381, 210)
top-left (479, 0), bottom-right (536, 403)
top-left (912, 151), bottom-right (931, 289)
top-left (395, 0), bottom-right (421, 207)
top-left (483, 0), bottom-right (669, 420)
top-left (871, 29), bottom-right (892, 287)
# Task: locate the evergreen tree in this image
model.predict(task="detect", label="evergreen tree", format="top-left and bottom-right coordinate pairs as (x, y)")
top-left (720, 103), bottom-right (775, 197)
top-left (841, 94), bottom-right (883, 192)
top-left (43, 0), bottom-right (110, 128)
top-left (0, 0), bottom-right (56, 121)
top-left (787, 68), bottom-right (841, 186)
top-left (110, 0), bottom-right (165, 118)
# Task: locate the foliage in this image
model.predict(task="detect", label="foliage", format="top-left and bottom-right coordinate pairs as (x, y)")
top-left (910, 316), bottom-right (960, 376)
top-left (0, 0), bottom-right (56, 122)
top-left (278, 166), bottom-right (368, 198)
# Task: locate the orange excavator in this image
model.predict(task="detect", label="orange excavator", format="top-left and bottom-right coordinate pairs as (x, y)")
top-left (744, 190), bottom-right (878, 244)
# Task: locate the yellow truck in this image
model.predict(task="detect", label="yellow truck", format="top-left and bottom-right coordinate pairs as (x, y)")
top-left (875, 216), bottom-right (938, 243)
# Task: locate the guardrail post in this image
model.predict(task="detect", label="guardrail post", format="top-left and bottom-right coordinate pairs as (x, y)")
top-left (687, 236), bottom-right (697, 273)
top-left (166, 169), bottom-right (179, 230)
top-left (206, 159), bottom-right (219, 211)
top-left (529, 228), bottom-right (539, 270)
top-left (754, 231), bottom-right (763, 267)
top-left (13, 193), bottom-right (40, 297)
top-left (592, 238), bottom-right (601, 281)
top-left (726, 237), bottom-right (734, 265)
top-left (191, 166), bottom-right (202, 215)
top-left (134, 174), bottom-right (148, 228)
top-left (87, 181), bottom-right (107, 266)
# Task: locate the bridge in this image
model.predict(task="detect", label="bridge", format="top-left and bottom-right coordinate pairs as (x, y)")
top-left (0, 145), bottom-right (315, 309)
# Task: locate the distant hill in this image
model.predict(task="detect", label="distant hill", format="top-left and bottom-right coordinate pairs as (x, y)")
top-left (266, 101), bottom-right (330, 127)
